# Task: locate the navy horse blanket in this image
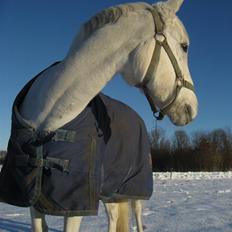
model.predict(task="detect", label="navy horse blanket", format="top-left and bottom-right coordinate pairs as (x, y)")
top-left (0, 63), bottom-right (153, 216)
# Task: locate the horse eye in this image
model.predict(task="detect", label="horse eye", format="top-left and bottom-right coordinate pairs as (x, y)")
top-left (181, 43), bottom-right (189, 53)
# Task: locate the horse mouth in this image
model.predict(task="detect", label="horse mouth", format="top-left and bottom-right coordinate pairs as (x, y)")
top-left (184, 105), bottom-right (193, 125)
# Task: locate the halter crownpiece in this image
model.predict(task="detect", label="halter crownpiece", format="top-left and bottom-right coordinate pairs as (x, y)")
top-left (136, 6), bottom-right (195, 120)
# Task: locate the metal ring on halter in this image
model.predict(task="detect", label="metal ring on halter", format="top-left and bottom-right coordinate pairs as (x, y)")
top-left (153, 111), bottom-right (164, 121)
top-left (155, 33), bottom-right (166, 44)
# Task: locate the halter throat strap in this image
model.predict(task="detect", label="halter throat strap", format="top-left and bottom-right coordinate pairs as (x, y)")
top-left (136, 6), bottom-right (195, 120)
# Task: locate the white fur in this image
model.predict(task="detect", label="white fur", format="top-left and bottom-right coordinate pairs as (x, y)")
top-left (105, 203), bottom-right (121, 232)
top-left (20, 0), bottom-right (197, 131)
top-left (20, 7), bottom-right (154, 131)
top-left (166, 0), bottom-right (184, 13)
top-left (27, 0), bottom-right (198, 231)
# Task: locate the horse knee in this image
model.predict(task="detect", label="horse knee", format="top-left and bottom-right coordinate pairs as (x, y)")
top-left (131, 200), bottom-right (143, 213)
top-left (105, 203), bottom-right (119, 221)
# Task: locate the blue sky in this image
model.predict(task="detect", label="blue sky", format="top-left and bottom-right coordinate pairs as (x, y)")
top-left (1, 0), bottom-right (232, 150)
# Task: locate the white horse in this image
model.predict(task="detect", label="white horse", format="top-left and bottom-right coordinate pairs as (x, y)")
top-left (17, 0), bottom-right (198, 231)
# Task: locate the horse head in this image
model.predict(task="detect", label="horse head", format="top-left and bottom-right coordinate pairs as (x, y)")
top-left (121, 0), bottom-right (198, 126)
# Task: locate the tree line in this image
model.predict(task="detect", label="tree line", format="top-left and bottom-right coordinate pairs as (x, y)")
top-left (151, 127), bottom-right (232, 172)
top-left (1, 128), bottom-right (232, 171)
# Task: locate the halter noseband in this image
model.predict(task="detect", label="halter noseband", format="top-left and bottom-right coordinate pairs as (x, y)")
top-left (136, 6), bottom-right (195, 120)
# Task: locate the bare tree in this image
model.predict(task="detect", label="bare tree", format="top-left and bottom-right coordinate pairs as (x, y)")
top-left (172, 130), bottom-right (190, 151)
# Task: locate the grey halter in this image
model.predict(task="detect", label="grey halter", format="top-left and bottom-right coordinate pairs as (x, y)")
top-left (136, 6), bottom-right (195, 120)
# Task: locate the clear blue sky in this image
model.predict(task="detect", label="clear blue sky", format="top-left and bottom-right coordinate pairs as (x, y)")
top-left (1, 0), bottom-right (232, 150)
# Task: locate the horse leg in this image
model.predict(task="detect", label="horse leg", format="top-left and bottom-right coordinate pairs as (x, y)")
top-left (116, 201), bottom-right (129, 232)
top-left (64, 216), bottom-right (82, 232)
top-left (131, 200), bottom-right (143, 232)
top-left (104, 202), bottom-right (119, 232)
top-left (30, 207), bottom-right (48, 232)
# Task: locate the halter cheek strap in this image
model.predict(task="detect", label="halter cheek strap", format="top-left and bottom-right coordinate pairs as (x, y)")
top-left (136, 6), bottom-right (195, 120)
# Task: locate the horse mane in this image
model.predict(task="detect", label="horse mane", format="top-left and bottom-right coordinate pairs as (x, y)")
top-left (82, 2), bottom-right (152, 38)
top-left (68, 1), bottom-right (182, 54)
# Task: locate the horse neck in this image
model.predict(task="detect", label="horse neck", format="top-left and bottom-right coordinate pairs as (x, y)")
top-left (19, 9), bottom-right (154, 132)
top-left (20, 43), bottom-right (125, 132)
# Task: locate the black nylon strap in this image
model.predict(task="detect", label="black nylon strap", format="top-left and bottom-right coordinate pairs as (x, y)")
top-left (149, 6), bottom-right (164, 34)
top-left (52, 129), bottom-right (76, 143)
top-left (183, 80), bottom-right (195, 92)
top-left (137, 43), bottom-right (161, 88)
top-left (135, 6), bottom-right (164, 118)
top-left (136, 6), bottom-right (195, 120)
top-left (160, 83), bottom-right (182, 115)
top-left (14, 155), bottom-right (70, 173)
top-left (161, 38), bottom-right (183, 79)
top-left (137, 6), bottom-right (164, 88)
top-left (29, 157), bottom-right (69, 172)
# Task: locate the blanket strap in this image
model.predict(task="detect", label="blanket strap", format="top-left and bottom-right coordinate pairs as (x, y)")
top-left (52, 129), bottom-right (76, 143)
top-left (13, 129), bottom-right (76, 173)
top-left (30, 157), bottom-right (70, 173)
top-left (14, 155), bottom-right (70, 173)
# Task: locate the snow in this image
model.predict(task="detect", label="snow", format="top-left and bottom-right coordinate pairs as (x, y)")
top-left (153, 171), bottom-right (232, 180)
top-left (0, 172), bottom-right (232, 232)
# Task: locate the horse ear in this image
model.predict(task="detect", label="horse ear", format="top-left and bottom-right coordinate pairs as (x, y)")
top-left (166, 0), bottom-right (184, 13)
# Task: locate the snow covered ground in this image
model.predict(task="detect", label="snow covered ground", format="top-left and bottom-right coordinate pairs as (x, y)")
top-left (0, 172), bottom-right (232, 232)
